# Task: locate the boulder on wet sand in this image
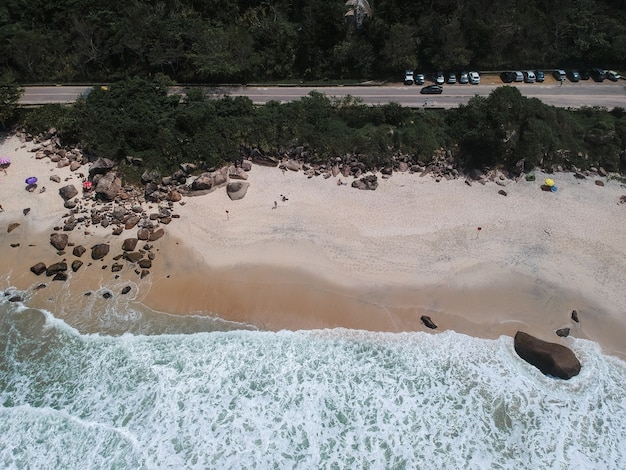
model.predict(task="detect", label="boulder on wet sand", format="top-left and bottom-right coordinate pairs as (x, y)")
top-left (50, 232), bottom-right (69, 251)
top-left (421, 315), bottom-right (437, 329)
top-left (227, 181), bottom-right (250, 200)
top-left (73, 245), bottom-right (86, 257)
top-left (30, 262), bottom-right (47, 275)
top-left (91, 243), bottom-right (110, 260)
top-left (122, 238), bottom-right (138, 251)
top-left (514, 331), bottom-right (581, 379)
top-left (45, 262), bottom-right (67, 276)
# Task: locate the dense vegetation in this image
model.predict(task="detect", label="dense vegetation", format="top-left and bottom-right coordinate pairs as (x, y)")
top-left (1, 0), bottom-right (625, 83)
top-left (15, 78), bottom-right (626, 181)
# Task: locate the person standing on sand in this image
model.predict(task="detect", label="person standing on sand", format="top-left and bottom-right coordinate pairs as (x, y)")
top-left (273, 201), bottom-right (277, 209)
top-left (225, 210), bottom-right (229, 220)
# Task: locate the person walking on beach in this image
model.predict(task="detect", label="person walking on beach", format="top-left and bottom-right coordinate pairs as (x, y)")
top-left (225, 210), bottom-right (229, 220)
top-left (273, 201), bottom-right (277, 209)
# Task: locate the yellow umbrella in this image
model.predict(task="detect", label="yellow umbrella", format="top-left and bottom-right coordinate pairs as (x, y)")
top-left (545, 178), bottom-right (555, 187)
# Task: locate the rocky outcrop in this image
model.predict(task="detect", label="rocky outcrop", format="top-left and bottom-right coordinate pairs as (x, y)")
top-left (352, 174), bottom-right (378, 191)
top-left (514, 331), bottom-right (581, 379)
top-left (421, 315), bottom-right (437, 329)
top-left (88, 158), bottom-right (115, 177)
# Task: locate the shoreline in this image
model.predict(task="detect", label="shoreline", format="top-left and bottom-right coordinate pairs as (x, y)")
top-left (2, 133), bottom-right (626, 359)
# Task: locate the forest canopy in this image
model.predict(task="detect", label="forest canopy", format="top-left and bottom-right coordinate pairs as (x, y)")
top-left (1, 0), bottom-right (625, 83)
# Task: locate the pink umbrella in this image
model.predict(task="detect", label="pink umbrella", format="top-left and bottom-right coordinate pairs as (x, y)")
top-left (0, 157), bottom-right (10, 169)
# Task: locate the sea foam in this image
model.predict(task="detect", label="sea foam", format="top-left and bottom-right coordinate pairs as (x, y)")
top-left (1, 302), bottom-right (625, 469)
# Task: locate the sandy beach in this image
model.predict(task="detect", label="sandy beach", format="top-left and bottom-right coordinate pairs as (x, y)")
top-left (2, 132), bottom-right (626, 358)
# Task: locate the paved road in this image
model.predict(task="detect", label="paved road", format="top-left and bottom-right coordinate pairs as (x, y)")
top-left (19, 82), bottom-right (626, 109)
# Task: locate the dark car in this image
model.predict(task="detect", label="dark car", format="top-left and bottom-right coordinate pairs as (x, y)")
top-left (579, 69), bottom-right (590, 80)
top-left (500, 71), bottom-right (516, 83)
top-left (415, 73), bottom-right (425, 85)
top-left (536, 70), bottom-right (545, 82)
top-left (567, 70), bottom-right (580, 82)
top-left (420, 85), bottom-right (443, 95)
top-left (553, 69), bottom-right (566, 82)
top-left (591, 68), bottom-right (606, 82)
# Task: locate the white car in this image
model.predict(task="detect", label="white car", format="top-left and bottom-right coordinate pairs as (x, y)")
top-left (524, 71), bottom-right (536, 83)
top-left (404, 70), bottom-right (414, 85)
top-left (607, 70), bottom-right (621, 82)
top-left (468, 71), bottom-right (480, 84)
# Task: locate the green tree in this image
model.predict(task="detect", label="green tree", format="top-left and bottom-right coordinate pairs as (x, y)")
top-left (0, 77), bottom-right (22, 128)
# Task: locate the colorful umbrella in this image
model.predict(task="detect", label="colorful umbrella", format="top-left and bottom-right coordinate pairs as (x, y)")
top-left (544, 178), bottom-right (555, 187)
top-left (0, 157), bottom-right (10, 168)
top-left (25, 176), bottom-right (38, 185)
top-left (83, 181), bottom-right (93, 190)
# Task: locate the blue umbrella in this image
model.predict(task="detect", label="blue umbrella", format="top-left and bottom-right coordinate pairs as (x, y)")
top-left (25, 176), bottom-right (38, 185)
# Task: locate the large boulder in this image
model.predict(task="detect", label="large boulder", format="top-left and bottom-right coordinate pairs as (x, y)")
top-left (58, 185), bottom-right (79, 201)
top-left (514, 331), bottom-right (581, 379)
top-left (95, 172), bottom-right (122, 201)
top-left (227, 181), bottom-right (250, 200)
top-left (50, 233), bottom-right (69, 251)
top-left (91, 243), bottom-right (110, 260)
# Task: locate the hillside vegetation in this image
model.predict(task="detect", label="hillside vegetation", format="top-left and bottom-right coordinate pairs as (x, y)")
top-left (1, 0), bottom-right (625, 83)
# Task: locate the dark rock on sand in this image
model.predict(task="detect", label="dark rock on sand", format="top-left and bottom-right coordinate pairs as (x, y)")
top-left (23, 208), bottom-right (30, 216)
top-left (498, 189), bottom-right (508, 196)
top-left (148, 228), bottom-right (165, 241)
top-left (91, 243), bottom-right (110, 260)
top-left (556, 328), bottom-right (570, 338)
top-left (111, 263), bottom-right (124, 272)
top-left (7, 222), bottom-right (20, 233)
top-left (73, 245), bottom-right (86, 257)
top-left (514, 331), bottom-right (581, 379)
top-left (137, 227), bottom-right (150, 240)
top-left (9, 295), bottom-right (23, 302)
top-left (58, 184), bottom-right (78, 201)
top-left (122, 238), bottom-right (138, 251)
top-left (138, 259), bottom-right (152, 269)
top-left (52, 272), bottom-right (68, 281)
top-left (124, 252), bottom-right (144, 263)
top-left (46, 262), bottom-right (67, 276)
top-left (352, 174), bottom-right (378, 191)
top-left (140, 269), bottom-right (150, 279)
top-left (121, 286), bottom-right (131, 295)
top-left (30, 262), bottom-right (47, 275)
top-left (571, 310), bottom-right (579, 323)
top-left (50, 233), bottom-right (69, 251)
top-left (421, 315), bottom-right (438, 329)
top-left (71, 260), bottom-right (83, 272)
top-left (102, 291), bottom-right (113, 299)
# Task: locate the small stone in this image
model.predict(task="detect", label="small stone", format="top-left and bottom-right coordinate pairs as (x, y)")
top-left (571, 310), bottom-right (579, 323)
top-left (556, 328), bottom-right (570, 337)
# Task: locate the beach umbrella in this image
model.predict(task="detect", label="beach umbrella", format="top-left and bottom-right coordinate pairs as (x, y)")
top-left (83, 181), bottom-right (93, 191)
top-left (0, 157), bottom-right (10, 168)
top-left (25, 176), bottom-right (38, 185)
top-left (544, 178), bottom-right (555, 187)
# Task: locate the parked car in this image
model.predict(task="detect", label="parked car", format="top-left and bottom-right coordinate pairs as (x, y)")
top-left (524, 71), bottom-right (536, 83)
top-left (513, 71), bottom-right (524, 82)
top-left (590, 68), bottom-right (606, 82)
top-left (404, 70), bottom-right (414, 85)
top-left (468, 71), bottom-right (480, 84)
top-left (567, 70), bottom-right (580, 82)
top-left (434, 71), bottom-right (445, 85)
top-left (553, 69), bottom-right (566, 82)
top-left (500, 71), bottom-right (516, 83)
top-left (536, 70), bottom-right (545, 82)
top-left (458, 71), bottom-right (469, 84)
top-left (420, 84), bottom-right (443, 95)
top-left (415, 73), bottom-right (425, 85)
top-left (579, 69), bottom-right (591, 80)
top-left (446, 72), bottom-right (457, 84)
top-left (607, 70), bottom-right (621, 82)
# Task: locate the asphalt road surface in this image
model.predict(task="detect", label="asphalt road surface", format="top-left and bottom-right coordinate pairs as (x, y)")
top-left (19, 82), bottom-right (626, 109)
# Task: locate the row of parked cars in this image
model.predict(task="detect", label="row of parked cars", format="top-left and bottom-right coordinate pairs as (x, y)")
top-left (500, 68), bottom-right (621, 83)
top-left (404, 70), bottom-right (480, 86)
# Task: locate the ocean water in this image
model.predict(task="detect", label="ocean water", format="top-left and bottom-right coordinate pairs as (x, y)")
top-left (1, 295), bottom-right (625, 469)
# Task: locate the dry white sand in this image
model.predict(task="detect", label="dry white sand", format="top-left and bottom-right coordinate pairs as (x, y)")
top-left (2, 133), bottom-right (626, 357)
